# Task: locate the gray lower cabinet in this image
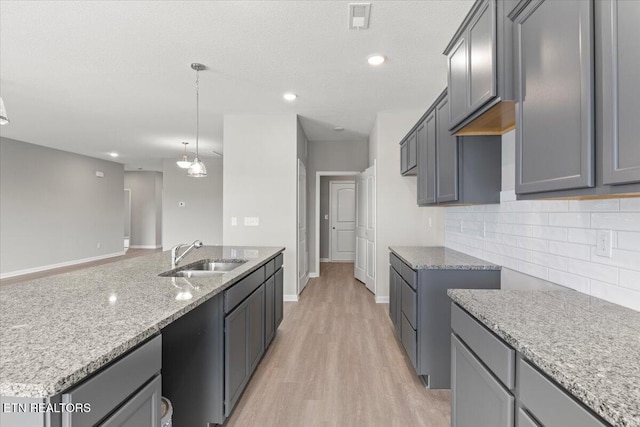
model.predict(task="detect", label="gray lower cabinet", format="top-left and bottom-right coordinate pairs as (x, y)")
top-left (599, 0), bottom-right (640, 186)
top-left (451, 335), bottom-right (514, 427)
top-left (451, 302), bottom-right (611, 427)
top-left (389, 252), bottom-right (500, 389)
top-left (275, 266), bottom-right (284, 329)
top-left (101, 376), bottom-right (161, 427)
top-left (225, 283), bottom-right (265, 417)
top-left (265, 275), bottom-right (275, 346)
top-left (511, 0), bottom-right (595, 195)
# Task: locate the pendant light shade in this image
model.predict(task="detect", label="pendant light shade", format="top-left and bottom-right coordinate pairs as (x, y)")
top-left (187, 63), bottom-right (207, 178)
top-left (0, 97), bottom-right (9, 125)
top-left (176, 142), bottom-right (191, 168)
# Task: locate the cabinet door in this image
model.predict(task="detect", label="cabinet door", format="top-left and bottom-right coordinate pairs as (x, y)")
top-left (451, 335), bottom-right (514, 427)
top-left (417, 113), bottom-right (437, 205)
top-left (224, 301), bottom-right (249, 416)
top-left (275, 268), bottom-right (284, 329)
top-left (436, 95), bottom-right (459, 202)
top-left (407, 131), bottom-right (417, 171)
top-left (600, 0), bottom-right (640, 185)
top-left (400, 140), bottom-right (408, 174)
top-left (247, 284), bottom-right (265, 374)
top-left (389, 267), bottom-right (397, 326)
top-left (448, 37), bottom-right (469, 127)
top-left (265, 276), bottom-right (275, 346)
top-left (101, 376), bottom-right (161, 427)
top-left (468, 0), bottom-right (497, 111)
top-left (513, 0), bottom-right (594, 194)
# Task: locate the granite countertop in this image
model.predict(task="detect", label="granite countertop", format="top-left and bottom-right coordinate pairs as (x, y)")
top-left (389, 246), bottom-right (500, 270)
top-left (448, 289), bottom-right (640, 427)
top-left (0, 246), bottom-right (284, 398)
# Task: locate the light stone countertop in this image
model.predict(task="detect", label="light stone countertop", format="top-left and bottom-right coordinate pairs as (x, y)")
top-left (389, 246), bottom-right (501, 270)
top-left (448, 289), bottom-right (640, 427)
top-left (0, 246), bottom-right (284, 398)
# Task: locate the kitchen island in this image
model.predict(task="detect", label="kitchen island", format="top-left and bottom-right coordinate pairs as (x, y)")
top-left (0, 245), bottom-right (284, 426)
top-left (449, 289), bottom-right (640, 427)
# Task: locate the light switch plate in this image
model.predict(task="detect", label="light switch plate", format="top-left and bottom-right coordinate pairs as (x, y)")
top-left (231, 217), bottom-right (237, 226)
top-left (596, 230), bottom-right (612, 258)
top-left (244, 217), bottom-right (259, 226)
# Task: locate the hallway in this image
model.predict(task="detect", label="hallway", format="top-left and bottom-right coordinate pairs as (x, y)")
top-left (226, 262), bottom-right (450, 427)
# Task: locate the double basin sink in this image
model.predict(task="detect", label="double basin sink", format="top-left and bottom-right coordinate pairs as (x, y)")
top-left (160, 259), bottom-right (247, 278)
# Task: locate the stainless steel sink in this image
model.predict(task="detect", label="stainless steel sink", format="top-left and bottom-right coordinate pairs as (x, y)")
top-left (160, 259), bottom-right (247, 278)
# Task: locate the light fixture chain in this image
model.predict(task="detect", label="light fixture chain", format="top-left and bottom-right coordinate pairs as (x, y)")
top-left (195, 69), bottom-right (200, 157)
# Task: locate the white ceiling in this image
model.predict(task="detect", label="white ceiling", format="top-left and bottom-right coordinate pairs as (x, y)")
top-left (0, 0), bottom-right (473, 171)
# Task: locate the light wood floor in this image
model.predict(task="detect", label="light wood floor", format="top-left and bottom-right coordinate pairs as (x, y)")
top-left (0, 248), bottom-right (162, 286)
top-left (226, 262), bottom-right (450, 427)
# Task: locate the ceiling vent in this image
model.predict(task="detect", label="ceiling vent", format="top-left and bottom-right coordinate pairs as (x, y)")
top-left (349, 3), bottom-right (371, 30)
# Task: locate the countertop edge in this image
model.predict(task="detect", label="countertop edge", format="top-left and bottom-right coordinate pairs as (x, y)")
top-left (389, 246), bottom-right (501, 271)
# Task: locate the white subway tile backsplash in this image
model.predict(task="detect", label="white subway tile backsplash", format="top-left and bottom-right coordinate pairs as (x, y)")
top-left (444, 195), bottom-right (640, 311)
top-left (549, 212), bottom-right (591, 228)
top-left (591, 212), bottom-right (640, 231)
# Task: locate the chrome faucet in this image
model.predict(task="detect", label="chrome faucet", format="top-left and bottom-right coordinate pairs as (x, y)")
top-left (171, 240), bottom-right (203, 267)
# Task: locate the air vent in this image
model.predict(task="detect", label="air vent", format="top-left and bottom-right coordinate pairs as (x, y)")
top-left (349, 3), bottom-right (371, 30)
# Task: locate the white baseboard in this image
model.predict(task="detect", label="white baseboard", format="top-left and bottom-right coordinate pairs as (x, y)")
top-left (0, 251), bottom-right (126, 279)
top-left (319, 258), bottom-right (330, 262)
top-left (308, 272), bottom-right (319, 278)
top-left (284, 294), bottom-right (299, 302)
top-left (129, 245), bottom-right (162, 249)
top-left (375, 296), bottom-right (389, 304)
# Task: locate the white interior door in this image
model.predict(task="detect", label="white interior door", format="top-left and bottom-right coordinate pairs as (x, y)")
top-left (354, 175), bottom-right (367, 282)
top-left (330, 182), bottom-right (356, 261)
top-left (298, 160), bottom-right (309, 294)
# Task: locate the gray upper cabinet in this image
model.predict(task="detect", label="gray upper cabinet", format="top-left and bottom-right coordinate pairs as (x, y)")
top-left (444, 0), bottom-right (516, 135)
top-left (400, 130), bottom-right (418, 176)
top-left (436, 95), bottom-right (459, 202)
top-left (417, 112), bottom-right (436, 205)
top-left (511, 0), bottom-right (595, 195)
top-left (599, 0), bottom-right (640, 185)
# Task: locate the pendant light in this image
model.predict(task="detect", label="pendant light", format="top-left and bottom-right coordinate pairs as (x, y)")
top-left (176, 142), bottom-right (191, 168)
top-left (0, 97), bottom-right (9, 125)
top-left (187, 63), bottom-right (207, 178)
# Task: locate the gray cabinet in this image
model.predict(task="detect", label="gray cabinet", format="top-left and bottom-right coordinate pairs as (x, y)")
top-left (511, 0), bottom-right (595, 194)
top-left (451, 335), bottom-right (514, 427)
top-left (389, 252), bottom-right (500, 389)
top-left (444, 0), bottom-right (516, 134)
top-left (417, 111), bottom-right (436, 205)
top-left (101, 376), bottom-right (161, 427)
top-left (400, 131), bottom-right (418, 176)
top-left (265, 275), bottom-right (275, 346)
top-left (599, 0), bottom-right (640, 185)
top-left (451, 302), bottom-right (611, 427)
top-left (224, 283), bottom-right (265, 417)
top-left (416, 89), bottom-right (502, 207)
top-left (275, 266), bottom-right (284, 329)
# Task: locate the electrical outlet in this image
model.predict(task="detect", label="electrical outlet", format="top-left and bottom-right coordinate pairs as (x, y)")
top-left (231, 217), bottom-right (237, 226)
top-left (428, 217), bottom-right (432, 227)
top-left (596, 230), bottom-right (612, 258)
top-left (97, 242), bottom-right (101, 249)
top-left (244, 217), bottom-right (259, 226)
top-left (460, 220), bottom-right (464, 233)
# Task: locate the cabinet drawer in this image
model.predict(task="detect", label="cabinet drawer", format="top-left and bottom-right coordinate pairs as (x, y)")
top-left (265, 259), bottom-right (275, 279)
top-left (517, 408), bottom-right (540, 427)
top-left (451, 303), bottom-right (515, 389)
top-left (225, 266), bottom-right (265, 313)
top-left (274, 253), bottom-right (284, 270)
top-left (400, 262), bottom-right (417, 290)
top-left (519, 359), bottom-right (607, 427)
top-left (401, 279), bottom-right (417, 329)
top-left (401, 313), bottom-right (417, 369)
top-left (390, 252), bottom-right (403, 274)
top-left (62, 335), bottom-right (161, 427)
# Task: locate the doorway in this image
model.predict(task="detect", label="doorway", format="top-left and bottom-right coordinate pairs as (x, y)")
top-left (124, 188), bottom-right (131, 250)
top-left (328, 181), bottom-right (356, 261)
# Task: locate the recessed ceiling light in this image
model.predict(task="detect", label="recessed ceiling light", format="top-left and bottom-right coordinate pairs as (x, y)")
top-left (283, 93), bottom-right (297, 101)
top-left (333, 126), bottom-right (345, 132)
top-left (367, 54), bottom-right (386, 66)
top-left (109, 152), bottom-right (119, 158)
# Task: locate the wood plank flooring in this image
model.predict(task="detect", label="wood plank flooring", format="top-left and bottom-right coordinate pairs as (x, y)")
top-left (226, 262), bottom-right (450, 427)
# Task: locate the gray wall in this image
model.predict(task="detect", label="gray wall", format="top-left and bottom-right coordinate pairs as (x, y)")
top-left (124, 171), bottom-right (162, 248)
top-left (223, 114), bottom-right (298, 298)
top-left (0, 137), bottom-right (124, 276)
top-left (319, 175), bottom-right (356, 259)
top-left (162, 157), bottom-right (223, 250)
top-left (307, 140), bottom-right (369, 276)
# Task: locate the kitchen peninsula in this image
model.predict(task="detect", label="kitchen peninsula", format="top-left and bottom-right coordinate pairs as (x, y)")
top-left (0, 246), bottom-right (285, 426)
